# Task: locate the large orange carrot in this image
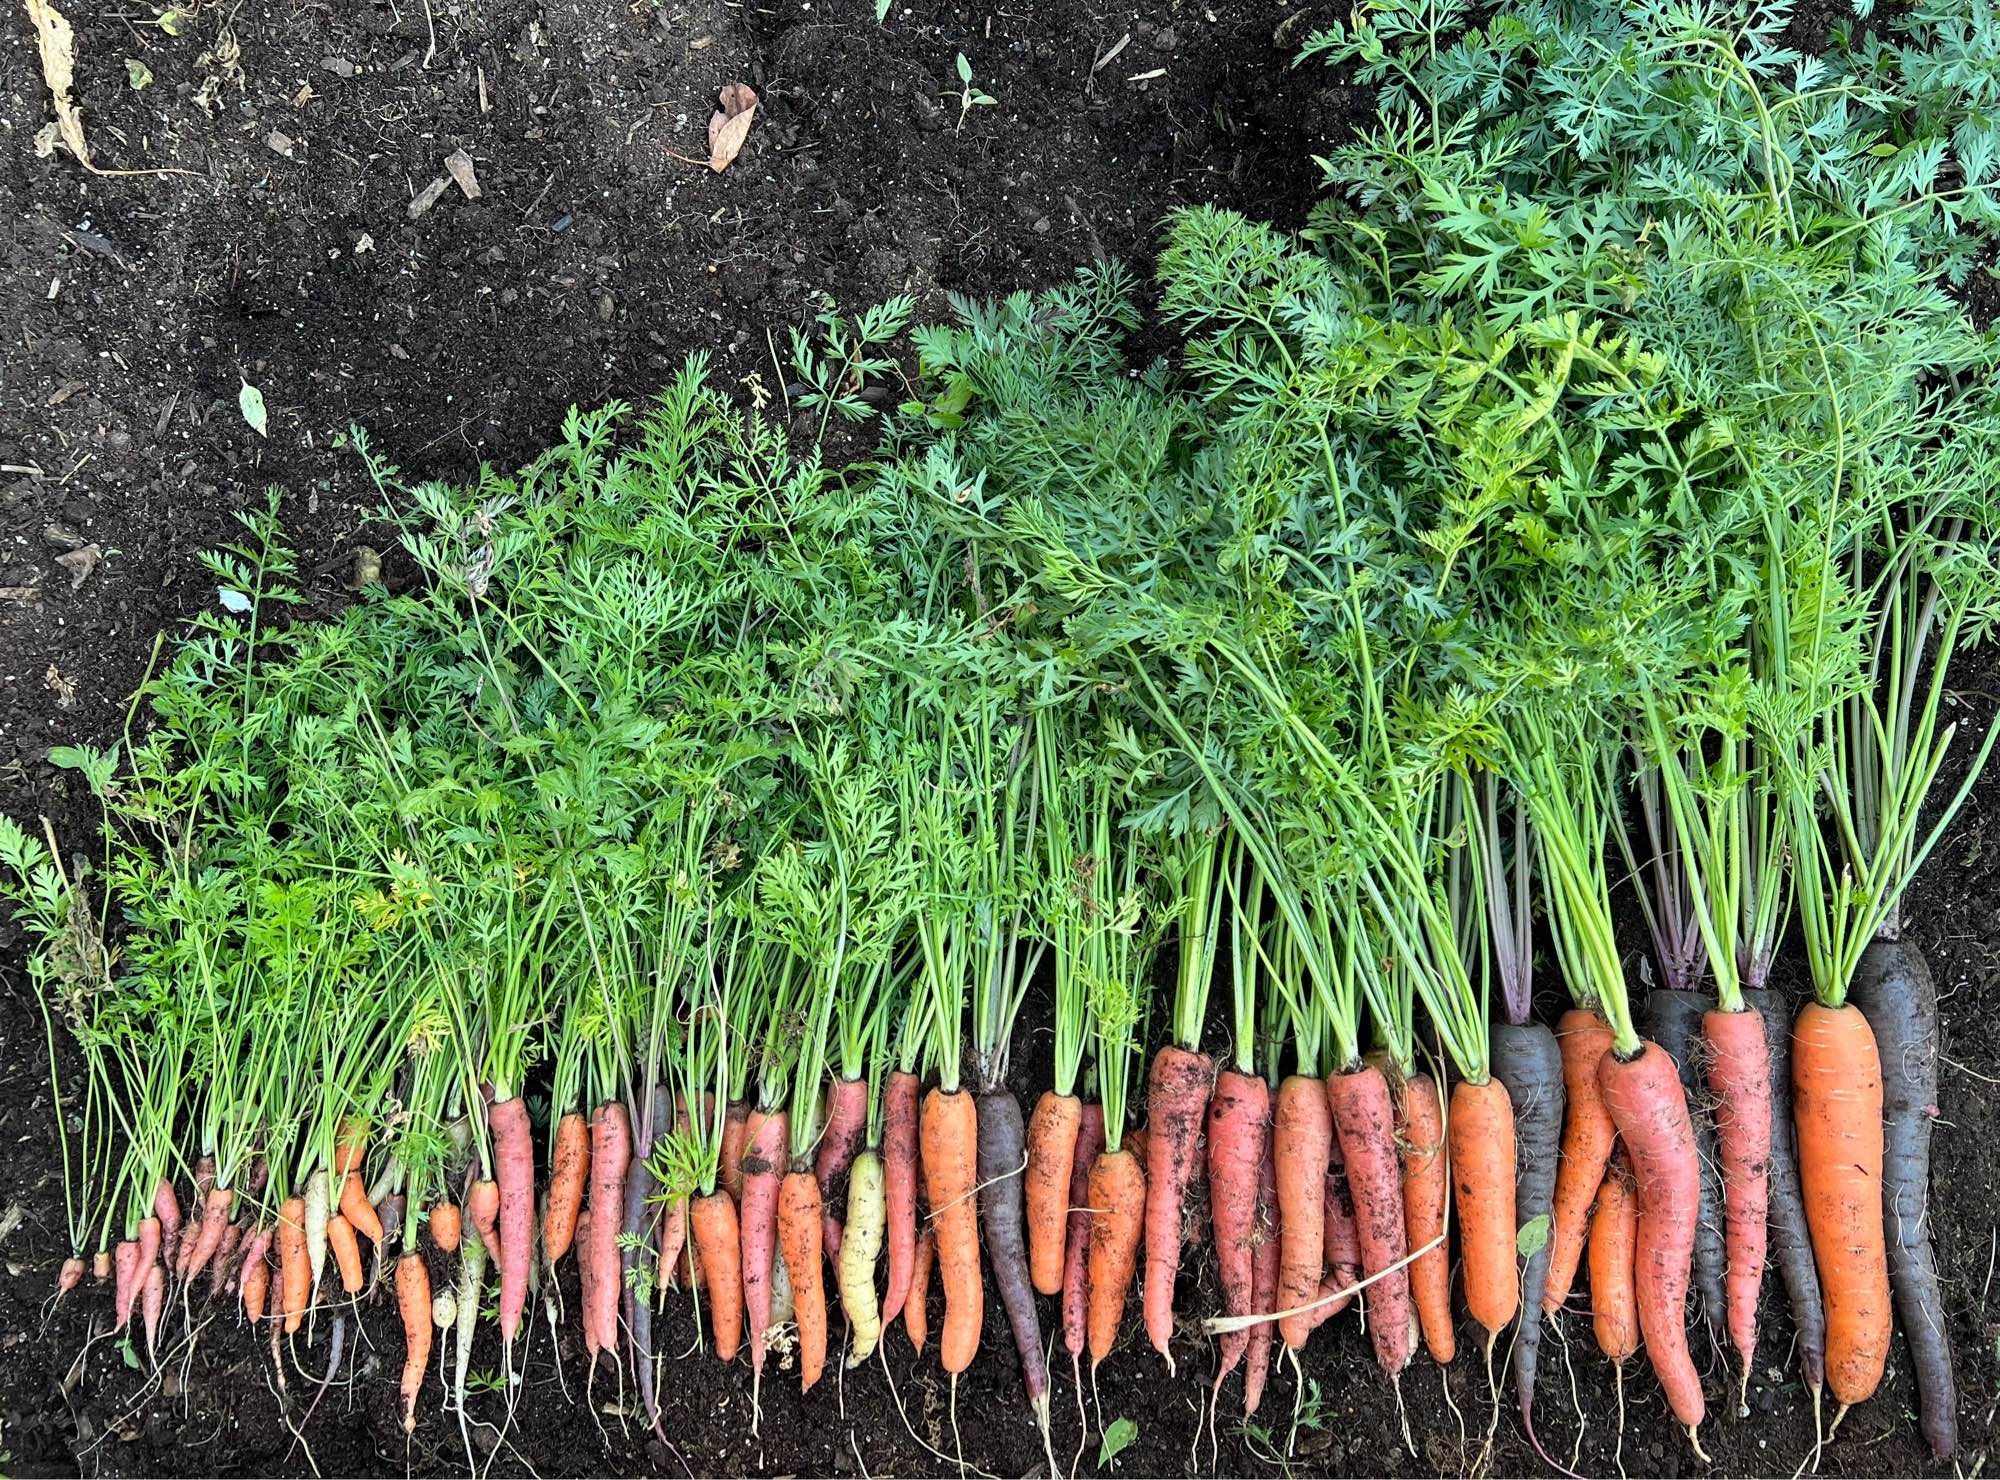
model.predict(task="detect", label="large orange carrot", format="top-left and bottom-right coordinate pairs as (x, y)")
top-left (587, 1101), bottom-right (632, 1364)
top-left (1272, 1074), bottom-right (1330, 1351)
top-left (1599, 1041), bottom-right (1705, 1431)
top-left (1062, 1103), bottom-right (1105, 1363)
top-left (778, 1170), bottom-right (826, 1390)
top-left (1142, 1045), bottom-right (1214, 1369)
top-left (328, 1212), bottom-right (364, 1294)
top-left (1085, 1145), bottom-right (1145, 1368)
top-left (429, 1200), bottom-right (462, 1254)
top-left (691, 1191), bottom-right (743, 1360)
top-left (921, 1088), bottom-right (982, 1375)
top-left (1793, 1001), bottom-right (1890, 1408)
top-left (1242, 1110), bottom-right (1281, 1417)
top-left (1449, 1077), bottom-right (1518, 1342)
top-left (906, 1225), bottom-right (935, 1355)
top-left (490, 1093), bottom-right (535, 1343)
top-left (1589, 1150), bottom-right (1639, 1364)
top-left (543, 1110), bottom-right (591, 1263)
top-left (880, 1071), bottom-right (921, 1324)
top-left (1545, 1009), bottom-right (1616, 1311)
top-left (739, 1106), bottom-right (788, 1380)
top-left (278, 1196), bottom-right (309, 1334)
top-left (397, 1252), bottom-right (432, 1432)
top-left (1328, 1065), bottom-right (1414, 1374)
top-left (1206, 1070), bottom-right (1268, 1388)
top-left (1400, 1073), bottom-right (1454, 1363)
top-left (814, 1078), bottom-right (869, 1260)
top-left (1705, 1003), bottom-right (1772, 1380)
top-left (1027, 1089), bottom-right (1083, 1297)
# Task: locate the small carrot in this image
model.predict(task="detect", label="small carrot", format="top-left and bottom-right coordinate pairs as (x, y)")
top-left (906, 1225), bottom-right (935, 1355)
top-left (778, 1170), bottom-right (827, 1391)
top-left (1026, 1089), bottom-right (1083, 1297)
top-left (182, 1186), bottom-right (235, 1283)
top-left (921, 1088), bottom-right (983, 1375)
top-left (141, 1264), bottom-right (166, 1364)
top-left (278, 1196), bottom-right (309, 1334)
top-left (429, 1200), bottom-right (462, 1254)
top-left (691, 1190), bottom-right (743, 1361)
top-left (467, 1178), bottom-right (503, 1267)
top-left (543, 1109), bottom-right (591, 1263)
top-left (340, 1170), bottom-right (385, 1245)
top-left (112, 1239), bottom-right (142, 1330)
top-left (1399, 1072), bottom-right (1454, 1364)
top-left (1544, 1009), bottom-right (1616, 1312)
top-left (397, 1252), bottom-right (433, 1432)
top-left (241, 1228), bottom-right (272, 1324)
top-left (1589, 1150), bottom-right (1639, 1364)
top-left (720, 1101), bottom-right (750, 1205)
top-left (328, 1212), bottom-right (364, 1295)
top-left (156, 1177), bottom-right (184, 1274)
top-left (1085, 1145), bottom-right (1145, 1369)
top-left (1793, 1001), bottom-right (1890, 1409)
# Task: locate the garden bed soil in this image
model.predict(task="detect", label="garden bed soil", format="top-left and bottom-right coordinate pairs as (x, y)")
top-left (0, 0), bottom-right (1997, 1474)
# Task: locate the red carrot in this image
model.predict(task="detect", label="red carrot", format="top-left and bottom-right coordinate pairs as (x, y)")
top-left (1399, 1073), bottom-right (1454, 1363)
top-left (814, 1077), bottom-right (869, 1259)
top-left (1243, 1125), bottom-right (1281, 1417)
top-left (491, 1093), bottom-right (535, 1344)
top-left (587, 1101), bottom-right (632, 1364)
top-left (739, 1106), bottom-right (788, 1382)
top-left (1328, 1065), bottom-right (1414, 1374)
top-left (880, 1070), bottom-right (921, 1325)
top-left (1142, 1045), bottom-right (1214, 1370)
top-left (1272, 1075), bottom-right (1330, 1351)
top-left (1705, 1002), bottom-right (1772, 1384)
top-left (1062, 1103), bottom-right (1105, 1365)
top-left (1206, 1070), bottom-right (1267, 1390)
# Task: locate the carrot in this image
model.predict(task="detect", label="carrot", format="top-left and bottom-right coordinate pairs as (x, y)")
top-left (1206, 1069), bottom-right (1268, 1390)
top-left (155, 1176), bottom-right (183, 1274)
top-left (839, 1149), bottom-right (887, 1365)
top-left (57, 1255), bottom-right (84, 1298)
top-left (1646, 988), bottom-right (1727, 1345)
top-left (1399, 1072), bottom-right (1454, 1363)
top-left (1026, 1089), bottom-right (1083, 1297)
top-left (543, 1110), bottom-right (591, 1263)
top-left (1449, 1076), bottom-right (1519, 1342)
top-left (241, 1228), bottom-right (272, 1324)
top-left (336, 1118), bottom-right (369, 1180)
top-left (429, 1200), bottom-right (462, 1254)
top-left (624, 1086), bottom-right (667, 1428)
top-left (906, 1225), bottom-right (935, 1355)
top-left (340, 1170), bottom-right (384, 1245)
top-left (922, 1087), bottom-right (983, 1374)
top-left (1589, 1150), bottom-right (1639, 1364)
top-left (467, 1178), bottom-right (503, 1267)
top-left (490, 1092), bottom-right (535, 1344)
top-left (302, 1170), bottom-right (330, 1297)
top-left (328, 1212), bottom-right (364, 1295)
top-left (93, 1248), bottom-right (112, 1283)
top-left (397, 1252), bottom-right (432, 1432)
top-left (1124, 1125), bottom-right (1148, 1172)
top-left (1742, 985), bottom-right (1826, 1394)
top-left (1793, 1001), bottom-right (1890, 1409)
top-left (739, 1105), bottom-right (788, 1381)
top-left (575, 1207), bottom-right (603, 1361)
top-left (587, 1100), bottom-right (632, 1366)
top-left (1544, 1010), bottom-right (1616, 1311)
top-left (658, 1097), bottom-right (691, 1292)
top-left (1243, 1122), bottom-right (1280, 1417)
top-left (1085, 1145), bottom-right (1145, 1369)
top-left (1142, 1044), bottom-right (1214, 1370)
top-left (1491, 1021), bottom-right (1563, 1424)
top-left (778, 1170), bottom-right (827, 1391)
top-left (1305, 1129), bottom-right (1360, 1333)
top-left (1330, 1065), bottom-right (1415, 1373)
top-left (1062, 1103), bottom-right (1105, 1365)
top-left (1598, 1041), bottom-right (1705, 1431)
top-left (977, 1085), bottom-right (1050, 1420)
top-left (880, 1070), bottom-right (921, 1324)
top-left (112, 1239), bottom-right (141, 1330)
top-left (1852, 938), bottom-right (1956, 1457)
top-left (1705, 1002), bottom-right (1772, 1384)
top-left (278, 1196), bottom-right (309, 1334)
top-left (208, 1220), bottom-right (242, 1298)
top-left (691, 1190), bottom-right (744, 1361)
top-left (141, 1263), bottom-right (165, 1364)
top-left (135, 1213), bottom-right (161, 1287)
top-left (720, 1101), bottom-right (750, 1205)
top-left (814, 1077), bottom-right (869, 1259)
top-left (1272, 1074), bottom-right (1330, 1351)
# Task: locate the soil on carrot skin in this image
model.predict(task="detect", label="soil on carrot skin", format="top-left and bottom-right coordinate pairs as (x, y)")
top-left (0, 0), bottom-right (1997, 1475)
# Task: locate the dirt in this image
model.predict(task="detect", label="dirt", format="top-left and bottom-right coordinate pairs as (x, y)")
top-left (0, 0), bottom-right (1997, 1475)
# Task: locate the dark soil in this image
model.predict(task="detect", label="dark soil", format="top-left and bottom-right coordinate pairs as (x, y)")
top-left (0, 0), bottom-right (1996, 1475)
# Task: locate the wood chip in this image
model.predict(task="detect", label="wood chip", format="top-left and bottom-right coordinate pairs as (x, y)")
top-left (1091, 33), bottom-right (1131, 74)
top-left (57, 544), bottom-right (100, 590)
top-left (445, 149), bottom-right (481, 199)
top-left (266, 129), bottom-right (295, 156)
top-left (45, 381), bottom-right (85, 408)
top-left (478, 64), bottom-right (490, 113)
top-left (407, 176), bottom-right (451, 219)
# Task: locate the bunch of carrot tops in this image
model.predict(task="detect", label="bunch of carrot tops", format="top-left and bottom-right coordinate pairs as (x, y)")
top-left (6, 0), bottom-right (2000, 1469)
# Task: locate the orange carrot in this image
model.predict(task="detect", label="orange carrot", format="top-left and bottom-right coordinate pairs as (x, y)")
top-left (1599, 1040), bottom-right (1705, 1431)
top-left (778, 1170), bottom-right (827, 1391)
top-left (1206, 1070), bottom-right (1268, 1389)
top-left (1449, 1077), bottom-right (1519, 1341)
top-left (335, 1118), bottom-right (369, 1180)
top-left (1304, 1131), bottom-right (1360, 1332)
top-left (1545, 1009), bottom-right (1616, 1311)
top-left (906, 1225), bottom-right (935, 1355)
top-left (429, 1200), bottom-right (462, 1254)
top-left (397, 1252), bottom-right (432, 1432)
top-left (691, 1191), bottom-right (742, 1361)
top-left (1705, 1003), bottom-right (1772, 1380)
top-left (1272, 1074), bottom-right (1330, 1351)
top-left (1793, 1001), bottom-right (1890, 1408)
top-left (921, 1087), bottom-right (983, 1374)
top-left (1142, 1045), bottom-right (1214, 1368)
top-left (112, 1239), bottom-right (141, 1330)
top-left (1400, 1073), bottom-right (1454, 1363)
top-left (1589, 1150), bottom-right (1639, 1364)
top-left (328, 1212), bottom-right (364, 1295)
top-left (241, 1228), bottom-right (272, 1324)
top-left (880, 1071), bottom-right (921, 1324)
top-left (543, 1110), bottom-right (591, 1263)
top-left (575, 1208), bottom-right (603, 1361)
top-left (278, 1196), bottom-right (309, 1334)
top-left (1328, 1065), bottom-right (1414, 1374)
top-left (1026, 1089), bottom-right (1083, 1297)
top-left (1085, 1146), bottom-right (1145, 1369)
top-left (467, 1178), bottom-right (503, 1267)
top-left (340, 1171), bottom-right (384, 1245)
top-left (183, 1186), bottom-right (235, 1282)
top-left (587, 1101), bottom-right (632, 1367)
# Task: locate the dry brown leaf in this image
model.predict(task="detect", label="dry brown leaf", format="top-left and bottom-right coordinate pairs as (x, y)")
top-left (707, 83), bottom-right (758, 172)
top-left (22, 0), bottom-right (93, 169)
